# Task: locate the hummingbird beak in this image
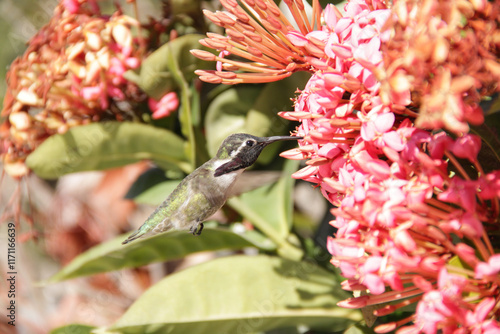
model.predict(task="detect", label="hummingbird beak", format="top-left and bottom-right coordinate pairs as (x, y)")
top-left (258, 135), bottom-right (303, 146)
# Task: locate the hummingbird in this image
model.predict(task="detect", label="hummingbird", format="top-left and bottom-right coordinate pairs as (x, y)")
top-left (122, 133), bottom-right (302, 244)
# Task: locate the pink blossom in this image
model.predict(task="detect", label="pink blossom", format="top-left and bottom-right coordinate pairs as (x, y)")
top-left (124, 57), bottom-right (140, 69)
top-left (109, 57), bottom-right (127, 85)
top-left (438, 178), bottom-right (478, 213)
top-left (323, 4), bottom-right (340, 29)
top-left (81, 86), bottom-right (102, 100)
top-left (478, 171), bottom-right (500, 200)
top-left (62, 0), bottom-right (80, 14)
top-left (360, 110), bottom-right (395, 142)
top-left (62, 0), bottom-right (100, 15)
top-left (148, 92), bottom-right (179, 119)
top-left (216, 51), bottom-right (230, 72)
top-left (286, 31), bottom-right (308, 46)
top-left (360, 256), bottom-right (385, 294)
top-left (451, 134), bottom-right (481, 163)
top-left (415, 291), bottom-right (449, 334)
top-left (475, 254), bottom-right (500, 278)
top-left (465, 298), bottom-right (500, 334)
top-left (81, 84), bottom-right (109, 109)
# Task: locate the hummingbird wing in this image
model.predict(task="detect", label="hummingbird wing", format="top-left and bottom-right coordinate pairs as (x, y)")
top-left (122, 163), bottom-right (227, 244)
top-left (122, 176), bottom-right (192, 244)
top-left (189, 168), bottom-right (226, 216)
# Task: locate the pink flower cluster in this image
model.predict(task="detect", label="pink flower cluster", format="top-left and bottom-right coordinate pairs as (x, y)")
top-left (62, 0), bottom-right (179, 118)
top-left (279, 0), bottom-right (500, 332)
top-left (193, 0), bottom-right (500, 330)
top-left (280, 0), bottom-right (407, 202)
top-left (148, 92), bottom-right (179, 120)
top-left (63, 6), bottom-right (142, 112)
top-left (61, 0), bottom-right (179, 119)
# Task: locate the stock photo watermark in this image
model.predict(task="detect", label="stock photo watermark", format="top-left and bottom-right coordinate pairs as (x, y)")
top-left (6, 221), bottom-right (17, 326)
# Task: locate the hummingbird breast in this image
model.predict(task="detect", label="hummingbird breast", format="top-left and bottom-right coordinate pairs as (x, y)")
top-left (201, 163), bottom-right (244, 210)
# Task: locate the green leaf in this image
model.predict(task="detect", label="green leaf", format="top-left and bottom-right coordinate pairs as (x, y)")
top-left (124, 168), bottom-right (182, 205)
top-left (234, 159), bottom-right (299, 236)
top-left (343, 323), bottom-right (376, 334)
top-left (124, 35), bottom-right (211, 168)
top-left (130, 180), bottom-right (181, 205)
top-left (50, 324), bottom-right (95, 334)
top-left (146, 35), bottom-right (200, 167)
top-left (169, 0), bottom-right (201, 15)
top-left (125, 168), bottom-right (169, 199)
top-left (205, 85), bottom-right (262, 156)
top-left (264, 328), bottom-right (300, 334)
top-left (46, 228), bottom-right (275, 283)
top-left (470, 111), bottom-right (500, 173)
top-left (127, 34), bottom-right (213, 100)
top-left (481, 92), bottom-right (500, 115)
top-left (228, 159), bottom-right (302, 259)
top-left (110, 255), bottom-right (362, 334)
top-left (176, 67), bottom-right (196, 166)
top-left (205, 73), bottom-right (310, 159)
top-left (25, 122), bottom-right (191, 179)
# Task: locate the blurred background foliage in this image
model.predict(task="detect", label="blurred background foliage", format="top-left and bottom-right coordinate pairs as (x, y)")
top-left (0, 0), bottom-right (366, 334)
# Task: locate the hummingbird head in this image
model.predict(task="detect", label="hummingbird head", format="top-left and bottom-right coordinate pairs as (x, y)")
top-left (214, 133), bottom-right (302, 177)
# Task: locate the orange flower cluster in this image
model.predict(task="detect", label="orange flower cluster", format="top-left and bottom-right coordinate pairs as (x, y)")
top-left (191, 0), bottom-right (324, 84)
top-left (377, 0), bottom-right (500, 134)
top-left (1, 2), bottom-right (146, 177)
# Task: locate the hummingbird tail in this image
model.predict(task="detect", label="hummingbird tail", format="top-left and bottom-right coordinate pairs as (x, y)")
top-left (122, 217), bottom-right (173, 245)
top-left (122, 229), bottom-right (145, 244)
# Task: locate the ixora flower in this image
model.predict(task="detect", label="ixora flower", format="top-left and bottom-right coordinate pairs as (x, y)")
top-left (193, 0), bottom-right (500, 332)
top-left (0, 0), bottom-right (147, 178)
top-left (148, 92), bottom-right (180, 119)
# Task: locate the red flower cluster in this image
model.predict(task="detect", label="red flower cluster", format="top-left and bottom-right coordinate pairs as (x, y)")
top-left (0, 0), bottom-right (181, 178)
top-left (1, 1), bottom-right (147, 177)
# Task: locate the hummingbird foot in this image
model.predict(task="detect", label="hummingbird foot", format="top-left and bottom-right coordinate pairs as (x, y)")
top-left (197, 223), bottom-right (204, 235)
top-left (190, 222), bottom-right (204, 235)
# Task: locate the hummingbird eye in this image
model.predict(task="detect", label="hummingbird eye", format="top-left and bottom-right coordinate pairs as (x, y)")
top-left (246, 140), bottom-right (255, 147)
